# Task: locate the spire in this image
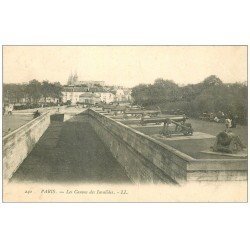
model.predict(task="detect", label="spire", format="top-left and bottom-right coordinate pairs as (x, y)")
top-left (67, 71), bottom-right (74, 85)
top-left (67, 70), bottom-right (79, 85)
top-left (72, 70), bottom-right (78, 84)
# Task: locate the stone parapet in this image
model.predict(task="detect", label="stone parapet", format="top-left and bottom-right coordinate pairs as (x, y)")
top-left (3, 111), bottom-right (52, 184)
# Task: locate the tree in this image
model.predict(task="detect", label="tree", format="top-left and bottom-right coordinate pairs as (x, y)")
top-left (131, 76), bottom-right (247, 124)
top-left (202, 75), bottom-right (223, 87)
top-left (3, 84), bottom-right (26, 104)
top-left (39, 80), bottom-right (63, 103)
top-left (3, 80), bottom-right (63, 106)
top-left (26, 79), bottom-right (42, 103)
top-left (131, 79), bottom-right (180, 106)
top-left (52, 82), bottom-right (63, 99)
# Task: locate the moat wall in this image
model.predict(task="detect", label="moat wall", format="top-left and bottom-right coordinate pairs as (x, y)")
top-left (3, 112), bottom-right (51, 184)
top-left (87, 109), bottom-right (193, 184)
top-left (87, 109), bottom-right (247, 184)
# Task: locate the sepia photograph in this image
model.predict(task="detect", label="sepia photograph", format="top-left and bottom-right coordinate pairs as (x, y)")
top-left (2, 45), bottom-right (248, 202)
top-left (1, 1), bottom-right (250, 250)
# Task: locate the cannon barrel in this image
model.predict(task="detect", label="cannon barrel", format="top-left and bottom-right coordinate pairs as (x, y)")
top-left (124, 110), bottom-right (161, 115)
top-left (110, 107), bottom-right (127, 111)
top-left (144, 110), bottom-right (161, 114)
top-left (141, 115), bottom-right (187, 124)
top-left (124, 110), bottom-right (144, 114)
top-left (170, 119), bottom-right (192, 131)
top-left (213, 131), bottom-right (245, 153)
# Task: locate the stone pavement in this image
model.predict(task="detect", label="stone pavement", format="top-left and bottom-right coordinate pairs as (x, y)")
top-left (11, 115), bottom-right (131, 184)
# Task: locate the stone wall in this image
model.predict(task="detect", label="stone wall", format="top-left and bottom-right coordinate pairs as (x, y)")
top-left (87, 109), bottom-right (248, 184)
top-left (187, 159), bottom-right (247, 181)
top-left (87, 109), bottom-right (194, 184)
top-left (3, 112), bottom-right (52, 184)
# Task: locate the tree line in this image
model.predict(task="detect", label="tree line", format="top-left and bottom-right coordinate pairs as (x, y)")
top-left (3, 80), bottom-right (63, 104)
top-left (131, 75), bottom-right (247, 124)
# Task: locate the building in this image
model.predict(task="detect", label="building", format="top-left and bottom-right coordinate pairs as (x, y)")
top-left (62, 86), bottom-right (88, 104)
top-left (62, 73), bottom-right (131, 105)
top-left (39, 97), bottom-right (59, 104)
top-left (98, 91), bottom-right (115, 103)
top-left (79, 92), bottom-right (101, 105)
top-left (62, 87), bottom-right (115, 104)
top-left (62, 73), bottom-right (115, 104)
top-left (67, 72), bottom-right (105, 87)
top-left (114, 87), bottom-right (132, 102)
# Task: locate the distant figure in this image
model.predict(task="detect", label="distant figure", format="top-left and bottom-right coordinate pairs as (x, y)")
top-left (228, 112), bottom-right (233, 122)
top-left (58, 104), bottom-right (60, 112)
top-left (225, 118), bottom-right (232, 132)
top-left (7, 105), bottom-right (13, 115)
top-left (214, 116), bottom-right (220, 123)
top-left (217, 111), bottom-right (225, 122)
top-left (218, 111), bottom-right (225, 119)
top-left (231, 114), bottom-right (238, 128)
top-left (33, 110), bottom-right (41, 119)
top-left (209, 112), bottom-right (214, 121)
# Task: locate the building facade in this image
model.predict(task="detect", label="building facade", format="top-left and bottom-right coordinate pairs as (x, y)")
top-left (62, 73), bottom-right (131, 105)
top-left (79, 92), bottom-right (101, 104)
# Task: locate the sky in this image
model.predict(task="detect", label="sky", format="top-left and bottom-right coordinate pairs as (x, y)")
top-left (3, 46), bottom-right (247, 87)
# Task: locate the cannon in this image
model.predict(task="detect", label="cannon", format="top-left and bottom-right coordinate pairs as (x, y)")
top-left (161, 117), bottom-right (193, 137)
top-left (100, 104), bottom-right (130, 115)
top-left (101, 104), bottom-right (117, 113)
top-left (212, 131), bottom-right (245, 154)
top-left (123, 109), bottom-right (161, 119)
top-left (123, 110), bottom-right (144, 117)
top-left (110, 106), bottom-right (127, 116)
top-left (124, 110), bottom-right (161, 115)
top-left (140, 115), bottom-right (193, 137)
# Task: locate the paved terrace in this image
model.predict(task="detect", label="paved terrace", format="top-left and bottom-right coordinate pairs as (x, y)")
top-left (11, 114), bottom-right (131, 184)
top-left (119, 118), bottom-right (248, 160)
top-left (6, 108), bottom-right (247, 184)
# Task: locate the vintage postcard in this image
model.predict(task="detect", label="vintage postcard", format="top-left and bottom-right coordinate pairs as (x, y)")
top-left (2, 45), bottom-right (248, 202)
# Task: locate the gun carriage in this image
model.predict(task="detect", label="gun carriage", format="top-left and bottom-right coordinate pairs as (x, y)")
top-left (140, 115), bottom-right (193, 137)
